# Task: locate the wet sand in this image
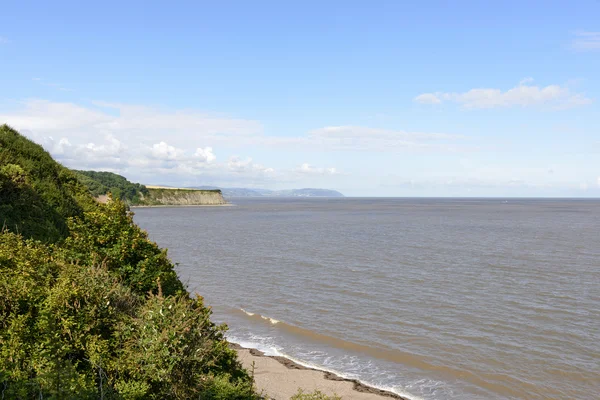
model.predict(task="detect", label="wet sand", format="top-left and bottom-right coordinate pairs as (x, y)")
top-left (231, 343), bottom-right (408, 400)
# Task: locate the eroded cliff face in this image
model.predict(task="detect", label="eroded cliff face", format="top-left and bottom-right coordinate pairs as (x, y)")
top-left (143, 188), bottom-right (226, 205)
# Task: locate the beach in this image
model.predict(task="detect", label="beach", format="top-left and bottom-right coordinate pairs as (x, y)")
top-left (232, 343), bottom-right (406, 400)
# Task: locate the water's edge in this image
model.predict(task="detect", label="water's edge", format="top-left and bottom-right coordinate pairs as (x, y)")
top-left (228, 341), bottom-right (410, 399)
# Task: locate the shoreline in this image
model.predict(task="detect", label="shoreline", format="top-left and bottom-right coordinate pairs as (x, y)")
top-left (230, 342), bottom-right (410, 400)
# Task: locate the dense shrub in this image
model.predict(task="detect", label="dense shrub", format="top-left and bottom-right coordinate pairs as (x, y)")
top-left (61, 200), bottom-right (184, 297)
top-left (0, 231), bottom-right (256, 399)
top-left (0, 127), bottom-right (258, 399)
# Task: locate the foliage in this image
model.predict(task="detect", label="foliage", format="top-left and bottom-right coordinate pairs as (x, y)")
top-left (61, 200), bottom-right (184, 297)
top-left (0, 127), bottom-right (258, 398)
top-left (290, 389), bottom-right (342, 400)
top-left (0, 232), bottom-right (256, 399)
top-left (0, 124), bottom-right (97, 242)
top-left (75, 170), bottom-right (149, 205)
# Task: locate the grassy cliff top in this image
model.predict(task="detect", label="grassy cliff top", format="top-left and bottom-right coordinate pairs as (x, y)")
top-left (146, 187), bottom-right (222, 193)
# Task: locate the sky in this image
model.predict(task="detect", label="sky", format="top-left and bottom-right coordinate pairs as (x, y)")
top-left (1, 0), bottom-right (599, 197)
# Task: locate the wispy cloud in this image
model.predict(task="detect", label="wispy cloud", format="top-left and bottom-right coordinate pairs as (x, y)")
top-left (32, 77), bottom-right (74, 92)
top-left (0, 99), bottom-right (472, 186)
top-left (295, 163), bottom-right (338, 175)
top-left (302, 126), bottom-right (466, 152)
top-left (414, 79), bottom-right (592, 109)
top-left (0, 99), bottom-right (272, 184)
top-left (0, 36), bottom-right (9, 44)
top-left (572, 31), bottom-right (600, 51)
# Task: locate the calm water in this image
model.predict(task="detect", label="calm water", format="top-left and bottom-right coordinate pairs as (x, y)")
top-left (134, 198), bottom-right (600, 400)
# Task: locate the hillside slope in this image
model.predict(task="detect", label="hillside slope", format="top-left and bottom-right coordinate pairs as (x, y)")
top-left (0, 125), bottom-right (257, 399)
top-left (0, 125), bottom-right (97, 242)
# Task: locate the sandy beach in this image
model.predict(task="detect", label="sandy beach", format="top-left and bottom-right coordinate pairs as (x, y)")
top-left (232, 344), bottom-right (407, 400)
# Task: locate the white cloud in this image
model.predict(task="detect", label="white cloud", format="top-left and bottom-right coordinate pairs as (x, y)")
top-left (2, 100), bottom-right (110, 132)
top-left (304, 125), bottom-right (466, 152)
top-left (310, 126), bottom-right (459, 141)
top-left (151, 141), bottom-right (181, 161)
top-left (1, 99), bottom-right (470, 155)
top-left (295, 163), bottom-right (338, 175)
top-left (519, 77), bottom-right (534, 85)
top-left (413, 93), bottom-right (441, 104)
top-left (194, 147), bottom-right (216, 163)
top-left (52, 138), bottom-right (72, 155)
top-left (572, 31), bottom-right (600, 51)
top-left (414, 80), bottom-right (592, 109)
top-left (228, 156), bottom-right (275, 175)
top-left (0, 99), bottom-right (471, 187)
top-left (91, 101), bottom-right (262, 138)
top-left (85, 135), bottom-right (125, 157)
top-left (0, 99), bottom-right (262, 147)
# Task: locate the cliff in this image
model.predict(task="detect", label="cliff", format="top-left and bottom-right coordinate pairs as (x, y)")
top-left (141, 188), bottom-right (227, 205)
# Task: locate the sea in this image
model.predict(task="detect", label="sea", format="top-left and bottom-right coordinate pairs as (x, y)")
top-left (133, 198), bottom-right (600, 400)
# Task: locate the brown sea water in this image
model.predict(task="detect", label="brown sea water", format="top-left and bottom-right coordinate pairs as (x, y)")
top-left (133, 198), bottom-right (600, 399)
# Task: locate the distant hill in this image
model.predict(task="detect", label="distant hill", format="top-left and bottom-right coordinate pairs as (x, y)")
top-left (191, 186), bottom-right (344, 198)
top-left (270, 188), bottom-right (344, 197)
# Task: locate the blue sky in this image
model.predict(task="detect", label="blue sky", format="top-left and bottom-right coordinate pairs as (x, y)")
top-left (1, 0), bottom-right (599, 196)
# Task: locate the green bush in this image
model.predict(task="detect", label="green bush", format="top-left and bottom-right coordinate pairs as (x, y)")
top-left (74, 170), bottom-right (149, 205)
top-left (290, 389), bottom-right (342, 400)
top-left (0, 126), bottom-right (259, 399)
top-left (61, 199), bottom-right (184, 297)
top-left (0, 231), bottom-right (256, 399)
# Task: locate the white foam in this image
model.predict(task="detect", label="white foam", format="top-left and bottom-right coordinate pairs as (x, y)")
top-left (228, 318), bottom-right (432, 400)
top-left (269, 348), bottom-right (427, 400)
top-left (260, 315), bottom-right (280, 324)
top-left (227, 335), bottom-right (281, 357)
top-left (239, 308), bottom-right (279, 324)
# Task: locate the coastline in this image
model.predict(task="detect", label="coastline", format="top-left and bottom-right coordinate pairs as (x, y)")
top-left (230, 343), bottom-right (409, 400)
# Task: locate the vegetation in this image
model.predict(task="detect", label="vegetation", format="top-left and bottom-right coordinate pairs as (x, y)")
top-left (0, 125), bottom-right (96, 242)
top-left (75, 170), bottom-right (149, 205)
top-left (74, 170), bottom-right (225, 206)
top-left (291, 389), bottom-right (341, 400)
top-left (0, 125), bottom-right (258, 399)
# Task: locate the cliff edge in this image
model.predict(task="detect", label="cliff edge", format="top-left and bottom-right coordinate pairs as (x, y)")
top-left (141, 188), bottom-right (227, 206)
